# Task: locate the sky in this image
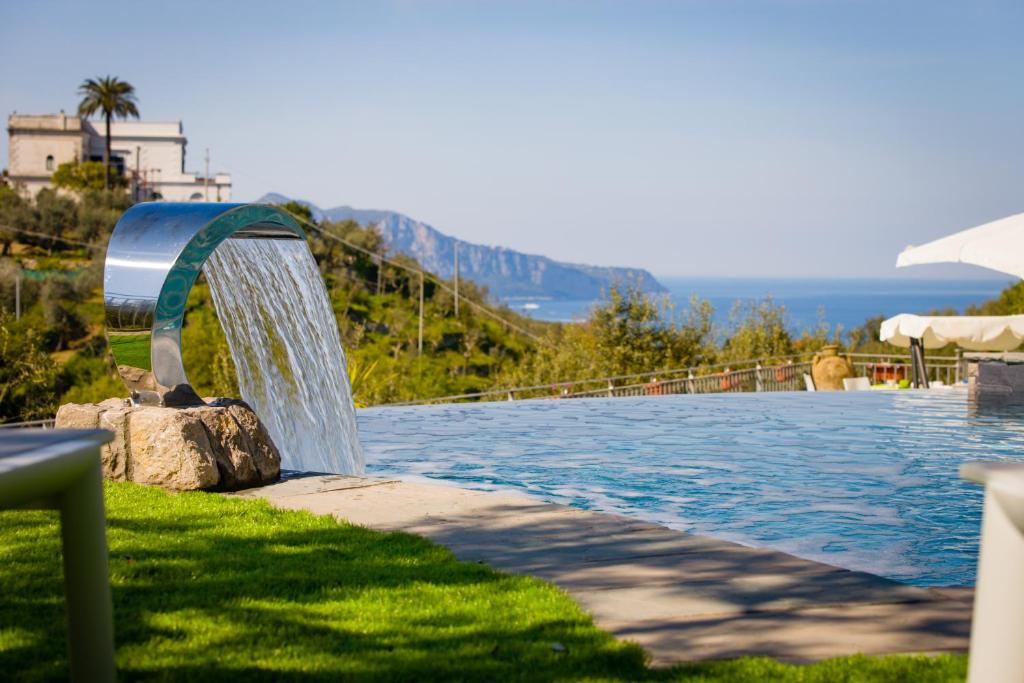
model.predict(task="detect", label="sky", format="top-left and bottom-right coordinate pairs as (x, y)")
top-left (2, 1), bottom-right (1023, 279)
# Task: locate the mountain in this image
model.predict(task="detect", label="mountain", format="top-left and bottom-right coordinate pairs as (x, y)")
top-left (256, 193), bottom-right (667, 300)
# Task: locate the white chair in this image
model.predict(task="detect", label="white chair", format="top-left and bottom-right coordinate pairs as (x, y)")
top-left (843, 377), bottom-right (871, 391)
top-left (803, 373), bottom-right (816, 392)
top-left (961, 462), bottom-right (1024, 682)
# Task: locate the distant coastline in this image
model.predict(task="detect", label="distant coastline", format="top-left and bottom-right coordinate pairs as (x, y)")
top-left (505, 277), bottom-right (1013, 334)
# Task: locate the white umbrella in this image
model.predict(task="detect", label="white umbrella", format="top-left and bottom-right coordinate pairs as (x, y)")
top-left (897, 211), bottom-right (1024, 278)
top-left (880, 313), bottom-right (1024, 351)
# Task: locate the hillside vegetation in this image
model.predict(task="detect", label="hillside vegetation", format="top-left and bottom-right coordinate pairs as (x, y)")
top-left (0, 189), bottom-right (551, 418)
top-left (3, 185), bottom-right (1015, 422)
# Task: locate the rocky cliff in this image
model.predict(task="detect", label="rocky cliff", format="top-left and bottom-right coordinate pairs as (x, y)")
top-left (257, 193), bottom-right (666, 300)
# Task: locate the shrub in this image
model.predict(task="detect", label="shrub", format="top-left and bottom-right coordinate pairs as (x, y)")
top-left (52, 160), bottom-right (126, 193)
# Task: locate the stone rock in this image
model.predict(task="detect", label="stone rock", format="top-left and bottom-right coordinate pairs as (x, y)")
top-left (127, 408), bottom-right (219, 490)
top-left (224, 401), bottom-right (281, 482)
top-left (55, 398), bottom-right (281, 492)
top-left (98, 405), bottom-right (131, 480)
top-left (54, 402), bottom-right (100, 429)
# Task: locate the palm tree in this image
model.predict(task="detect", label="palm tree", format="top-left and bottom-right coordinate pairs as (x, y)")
top-left (77, 76), bottom-right (140, 190)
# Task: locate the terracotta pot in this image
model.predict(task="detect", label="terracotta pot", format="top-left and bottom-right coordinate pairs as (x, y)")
top-left (811, 345), bottom-right (854, 391)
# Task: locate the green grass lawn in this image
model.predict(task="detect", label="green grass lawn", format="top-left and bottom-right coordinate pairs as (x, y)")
top-left (1, 482), bottom-right (966, 682)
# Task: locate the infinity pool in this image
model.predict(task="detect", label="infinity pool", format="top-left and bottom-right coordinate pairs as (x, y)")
top-left (358, 390), bottom-right (1024, 587)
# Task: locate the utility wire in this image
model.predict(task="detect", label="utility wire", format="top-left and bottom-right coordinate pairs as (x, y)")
top-left (0, 224), bottom-right (103, 249)
top-left (2, 208), bottom-right (548, 344)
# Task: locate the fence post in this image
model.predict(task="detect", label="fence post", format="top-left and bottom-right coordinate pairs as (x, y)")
top-left (418, 271), bottom-right (424, 355)
top-left (453, 242), bottom-right (460, 317)
top-left (956, 348), bottom-right (963, 385)
top-left (687, 370), bottom-right (695, 394)
top-left (755, 363), bottom-right (763, 392)
top-left (14, 266), bottom-right (21, 320)
top-left (607, 381), bottom-right (614, 398)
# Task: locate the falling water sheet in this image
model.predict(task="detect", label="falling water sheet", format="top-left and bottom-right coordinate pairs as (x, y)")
top-left (204, 238), bottom-right (364, 475)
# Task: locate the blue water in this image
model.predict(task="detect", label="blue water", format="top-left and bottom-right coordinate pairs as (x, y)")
top-left (506, 277), bottom-right (1012, 334)
top-left (360, 390), bottom-right (1024, 586)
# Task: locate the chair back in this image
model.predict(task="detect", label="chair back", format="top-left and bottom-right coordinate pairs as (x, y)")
top-left (843, 377), bottom-right (871, 391)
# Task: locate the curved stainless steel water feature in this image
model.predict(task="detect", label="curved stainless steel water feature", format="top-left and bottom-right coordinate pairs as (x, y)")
top-left (104, 203), bottom-right (303, 406)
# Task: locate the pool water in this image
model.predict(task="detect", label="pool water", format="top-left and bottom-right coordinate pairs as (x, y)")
top-left (358, 390), bottom-right (1024, 587)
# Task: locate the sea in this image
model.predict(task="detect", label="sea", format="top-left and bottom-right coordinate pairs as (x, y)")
top-left (503, 277), bottom-right (1014, 335)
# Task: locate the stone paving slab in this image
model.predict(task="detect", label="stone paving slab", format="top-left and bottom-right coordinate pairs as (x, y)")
top-left (601, 600), bottom-right (970, 662)
top-left (236, 473), bottom-right (973, 664)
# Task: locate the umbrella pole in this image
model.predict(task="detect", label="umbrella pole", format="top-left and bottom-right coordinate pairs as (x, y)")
top-left (920, 340), bottom-right (931, 388)
top-left (910, 338), bottom-right (930, 389)
top-left (909, 338), bottom-right (918, 387)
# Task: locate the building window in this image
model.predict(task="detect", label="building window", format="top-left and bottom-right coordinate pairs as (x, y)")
top-left (189, 192), bottom-right (204, 201)
top-left (45, 155), bottom-right (54, 171)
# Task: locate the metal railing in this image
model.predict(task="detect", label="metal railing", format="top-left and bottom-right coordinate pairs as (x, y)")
top-left (386, 353), bottom-right (856, 406)
top-left (846, 352), bottom-right (963, 387)
top-left (383, 351), bottom-right (965, 406)
top-left (567, 361), bottom-right (812, 399)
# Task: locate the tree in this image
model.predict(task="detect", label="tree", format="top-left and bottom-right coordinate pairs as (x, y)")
top-left (39, 277), bottom-right (87, 351)
top-left (590, 285), bottom-right (712, 377)
top-left (51, 160), bottom-right (120, 193)
top-left (0, 312), bottom-right (63, 421)
top-left (277, 200), bottom-right (315, 226)
top-left (967, 280), bottom-right (1024, 316)
top-left (34, 187), bottom-right (78, 253)
top-left (498, 284), bottom-right (715, 389)
top-left (74, 189), bottom-right (131, 245)
top-left (77, 76), bottom-right (140, 190)
top-left (0, 185), bottom-right (34, 255)
top-left (721, 297), bottom-right (794, 362)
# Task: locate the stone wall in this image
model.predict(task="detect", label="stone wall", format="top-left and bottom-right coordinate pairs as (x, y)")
top-left (968, 361), bottom-right (1024, 404)
top-left (56, 398), bottom-right (281, 491)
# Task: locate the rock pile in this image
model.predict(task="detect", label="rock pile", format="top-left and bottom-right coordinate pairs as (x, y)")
top-left (55, 398), bottom-right (281, 491)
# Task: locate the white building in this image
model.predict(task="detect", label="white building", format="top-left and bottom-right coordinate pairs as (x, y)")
top-left (6, 112), bottom-right (231, 202)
